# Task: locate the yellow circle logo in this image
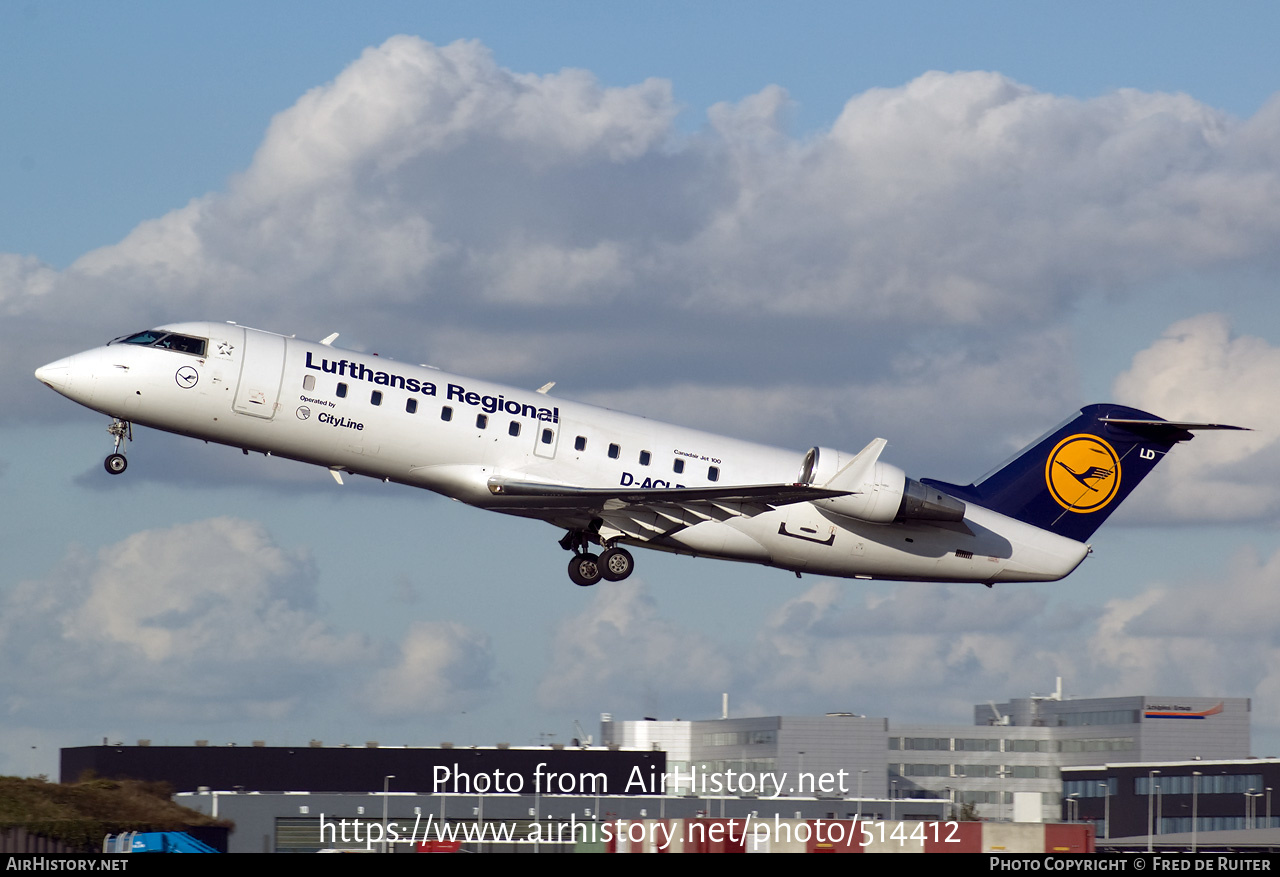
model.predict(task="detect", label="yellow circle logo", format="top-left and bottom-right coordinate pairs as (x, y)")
top-left (1045, 434), bottom-right (1121, 513)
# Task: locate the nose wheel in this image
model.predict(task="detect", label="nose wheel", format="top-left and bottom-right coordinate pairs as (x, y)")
top-left (104, 419), bottom-right (133, 475)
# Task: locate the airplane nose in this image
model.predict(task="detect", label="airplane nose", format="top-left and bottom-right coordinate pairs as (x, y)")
top-left (34, 355), bottom-right (76, 394)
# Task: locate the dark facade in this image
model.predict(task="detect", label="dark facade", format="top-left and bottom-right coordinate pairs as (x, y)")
top-left (62, 744), bottom-right (664, 797)
top-left (1063, 759), bottom-right (1280, 839)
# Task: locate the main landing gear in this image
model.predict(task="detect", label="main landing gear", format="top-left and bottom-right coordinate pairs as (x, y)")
top-left (560, 529), bottom-right (634, 586)
top-left (104, 418), bottom-right (132, 475)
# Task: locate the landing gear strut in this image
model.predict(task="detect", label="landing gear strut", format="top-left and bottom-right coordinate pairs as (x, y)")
top-left (104, 419), bottom-right (132, 475)
top-left (559, 529), bottom-right (635, 585)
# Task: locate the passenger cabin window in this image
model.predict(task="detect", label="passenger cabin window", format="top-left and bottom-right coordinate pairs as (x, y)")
top-left (303, 375), bottom-right (315, 391)
top-left (575, 436), bottom-right (587, 452)
top-left (708, 466), bottom-right (720, 482)
top-left (673, 459), bottom-right (685, 474)
top-left (608, 443), bottom-right (620, 459)
top-left (441, 406), bottom-right (453, 421)
top-left (639, 450), bottom-right (651, 466)
top-left (405, 398), bottom-right (417, 414)
top-left (508, 421), bottom-right (521, 437)
top-left (371, 390), bottom-right (383, 406)
top-left (336, 383), bottom-right (348, 398)
top-left (541, 428), bottom-right (554, 445)
top-left (476, 414), bottom-right (488, 429)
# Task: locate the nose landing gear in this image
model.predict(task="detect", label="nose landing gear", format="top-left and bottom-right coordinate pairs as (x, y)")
top-left (104, 419), bottom-right (132, 475)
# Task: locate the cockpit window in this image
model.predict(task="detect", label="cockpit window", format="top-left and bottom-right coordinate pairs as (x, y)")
top-left (110, 330), bottom-right (207, 357)
top-left (114, 330), bottom-right (168, 346)
top-left (155, 334), bottom-right (207, 355)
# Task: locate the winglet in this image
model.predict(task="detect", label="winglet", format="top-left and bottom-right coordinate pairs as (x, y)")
top-left (320, 333), bottom-right (339, 347)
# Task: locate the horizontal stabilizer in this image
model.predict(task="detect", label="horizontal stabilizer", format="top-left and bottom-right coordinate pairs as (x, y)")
top-left (1099, 417), bottom-right (1250, 438)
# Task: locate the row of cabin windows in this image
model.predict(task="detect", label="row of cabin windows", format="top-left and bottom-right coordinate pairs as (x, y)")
top-left (319, 378), bottom-right (720, 481)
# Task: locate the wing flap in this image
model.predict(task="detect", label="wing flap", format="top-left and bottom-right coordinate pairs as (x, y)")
top-left (486, 477), bottom-right (845, 508)
top-left (490, 477), bottom-right (844, 546)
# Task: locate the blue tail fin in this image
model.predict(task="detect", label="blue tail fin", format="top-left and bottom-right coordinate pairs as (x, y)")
top-left (921, 404), bottom-right (1229, 542)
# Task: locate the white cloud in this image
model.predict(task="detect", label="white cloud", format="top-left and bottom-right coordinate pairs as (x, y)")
top-left (1113, 313), bottom-right (1280, 522)
top-left (0, 518), bottom-right (367, 722)
top-left (567, 551), bottom-right (1277, 734)
top-left (537, 582), bottom-right (733, 716)
top-left (0, 517), bottom-right (495, 725)
top-left (364, 621), bottom-right (495, 718)
top-left (7, 37), bottom-right (1280, 527)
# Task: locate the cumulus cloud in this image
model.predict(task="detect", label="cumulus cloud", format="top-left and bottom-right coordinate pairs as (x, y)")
top-left (364, 621), bottom-right (495, 718)
top-left (1080, 546), bottom-right (1280, 737)
top-left (0, 518), bottom-right (362, 722)
top-left (1112, 313), bottom-right (1280, 522)
top-left (10, 36), bottom-right (1280, 450)
top-left (0, 518), bottom-right (493, 725)
top-left (537, 582), bottom-right (733, 716)
top-left (564, 554), bottom-right (1280, 737)
top-left (578, 328), bottom-right (1077, 474)
top-left (739, 582), bottom-right (1075, 719)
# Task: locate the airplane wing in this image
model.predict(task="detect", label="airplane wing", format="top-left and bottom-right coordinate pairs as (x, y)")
top-left (487, 478), bottom-right (845, 508)
top-left (487, 477), bottom-right (850, 544)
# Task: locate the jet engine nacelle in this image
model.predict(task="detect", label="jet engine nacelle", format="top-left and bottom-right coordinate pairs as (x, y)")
top-left (800, 443), bottom-right (966, 524)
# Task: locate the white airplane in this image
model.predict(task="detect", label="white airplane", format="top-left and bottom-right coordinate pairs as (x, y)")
top-left (35, 321), bottom-right (1244, 587)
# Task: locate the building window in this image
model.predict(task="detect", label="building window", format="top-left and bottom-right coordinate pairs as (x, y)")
top-left (405, 398), bottom-right (417, 414)
top-left (336, 383), bottom-right (348, 398)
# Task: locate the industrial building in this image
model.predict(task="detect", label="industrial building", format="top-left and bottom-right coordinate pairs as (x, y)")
top-left (602, 686), bottom-right (1250, 822)
top-left (1062, 758), bottom-right (1280, 844)
top-left (59, 683), bottom-right (1252, 851)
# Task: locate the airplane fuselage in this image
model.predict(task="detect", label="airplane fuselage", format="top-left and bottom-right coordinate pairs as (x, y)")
top-left (36, 321), bottom-right (1096, 585)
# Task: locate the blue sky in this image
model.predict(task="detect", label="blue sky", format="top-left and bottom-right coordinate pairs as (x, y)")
top-left (4, 2), bottom-right (1280, 778)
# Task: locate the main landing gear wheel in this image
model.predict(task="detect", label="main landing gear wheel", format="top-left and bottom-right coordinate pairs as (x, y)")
top-left (568, 553), bottom-right (602, 587)
top-left (104, 453), bottom-right (128, 475)
top-left (599, 547), bottom-right (634, 582)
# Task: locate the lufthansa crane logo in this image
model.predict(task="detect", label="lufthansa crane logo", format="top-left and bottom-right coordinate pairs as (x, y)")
top-left (174, 366), bottom-right (199, 389)
top-left (1045, 434), bottom-right (1121, 513)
